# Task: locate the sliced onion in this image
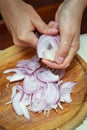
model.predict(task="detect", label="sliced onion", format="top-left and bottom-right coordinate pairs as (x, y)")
top-left (19, 93), bottom-right (30, 121)
top-left (4, 55), bottom-right (76, 121)
top-left (12, 90), bottom-right (24, 115)
top-left (23, 76), bottom-right (42, 94)
top-left (44, 83), bottom-right (59, 104)
top-left (36, 68), bottom-right (59, 83)
top-left (6, 73), bottom-right (25, 82)
top-left (59, 82), bottom-right (77, 103)
top-left (12, 86), bottom-right (30, 121)
top-left (17, 55), bottom-right (39, 67)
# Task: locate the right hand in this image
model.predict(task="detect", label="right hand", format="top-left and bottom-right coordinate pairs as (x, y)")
top-left (0, 0), bottom-right (58, 47)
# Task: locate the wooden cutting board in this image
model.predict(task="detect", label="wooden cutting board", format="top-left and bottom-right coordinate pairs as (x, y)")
top-left (0, 46), bottom-right (87, 130)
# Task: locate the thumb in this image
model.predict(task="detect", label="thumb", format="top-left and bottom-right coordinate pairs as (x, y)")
top-left (56, 31), bottom-right (73, 64)
top-left (33, 16), bottom-right (58, 35)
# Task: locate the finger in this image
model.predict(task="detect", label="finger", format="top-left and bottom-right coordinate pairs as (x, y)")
top-left (33, 16), bottom-right (58, 35)
top-left (14, 39), bottom-right (31, 47)
top-left (42, 59), bottom-right (65, 69)
top-left (42, 45), bottom-right (76, 69)
top-left (20, 31), bottom-right (38, 48)
top-left (62, 38), bottom-right (80, 66)
top-left (13, 30), bottom-right (38, 48)
top-left (42, 38), bottom-right (79, 69)
top-left (12, 32), bottom-right (29, 47)
top-left (48, 21), bottom-right (58, 29)
top-left (56, 31), bottom-right (74, 64)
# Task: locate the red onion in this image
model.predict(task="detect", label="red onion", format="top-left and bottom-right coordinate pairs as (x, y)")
top-left (11, 86), bottom-right (30, 121)
top-left (3, 55), bottom-right (40, 82)
top-left (37, 34), bottom-right (60, 61)
top-left (4, 55), bottom-right (76, 121)
top-left (59, 82), bottom-right (76, 103)
top-left (23, 76), bottom-right (43, 94)
top-left (35, 68), bottom-right (59, 83)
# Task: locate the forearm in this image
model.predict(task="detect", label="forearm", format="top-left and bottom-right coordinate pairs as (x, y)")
top-left (0, 0), bottom-right (22, 13)
top-left (55, 0), bottom-right (87, 68)
top-left (0, 0), bottom-right (14, 11)
top-left (63, 0), bottom-right (87, 11)
top-left (65, 0), bottom-right (87, 8)
top-left (0, 0), bottom-right (24, 32)
top-left (0, 0), bottom-right (25, 25)
top-left (59, 0), bottom-right (87, 23)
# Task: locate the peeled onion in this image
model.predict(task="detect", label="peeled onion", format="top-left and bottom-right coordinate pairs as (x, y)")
top-left (37, 34), bottom-right (60, 61)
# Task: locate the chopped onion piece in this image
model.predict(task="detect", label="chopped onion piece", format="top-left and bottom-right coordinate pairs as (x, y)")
top-left (23, 76), bottom-right (42, 94)
top-left (6, 73), bottom-right (25, 82)
top-left (12, 91), bottom-right (24, 115)
top-left (36, 68), bottom-right (59, 83)
top-left (60, 82), bottom-right (77, 103)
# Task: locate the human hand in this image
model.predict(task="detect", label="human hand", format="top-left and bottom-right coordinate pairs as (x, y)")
top-left (0, 0), bottom-right (58, 48)
top-left (42, 0), bottom-right (86, 69)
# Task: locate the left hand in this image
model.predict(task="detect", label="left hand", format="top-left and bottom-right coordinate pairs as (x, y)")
top-left (42, 0), bottom-right (86, 69)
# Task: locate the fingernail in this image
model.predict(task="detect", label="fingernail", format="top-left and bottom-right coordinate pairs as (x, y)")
top-left (57, 57), bottom-right (64, 64)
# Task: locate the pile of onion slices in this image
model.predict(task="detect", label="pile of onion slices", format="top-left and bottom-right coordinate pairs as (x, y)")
top-left (4, 55), bottom-right (76, 121)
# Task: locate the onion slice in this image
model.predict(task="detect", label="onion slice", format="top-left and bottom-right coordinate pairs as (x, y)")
top-left (36, 68), bottom-right (59, 83)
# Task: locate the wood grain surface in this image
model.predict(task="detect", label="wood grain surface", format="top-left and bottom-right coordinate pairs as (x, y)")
top-left (0, 46), bottom-right (87, 130)
top-left (75, 54), bottom-right (87, 74)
